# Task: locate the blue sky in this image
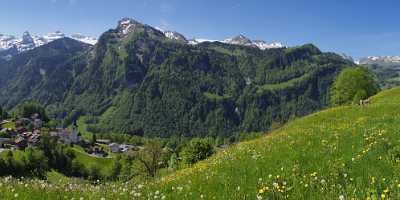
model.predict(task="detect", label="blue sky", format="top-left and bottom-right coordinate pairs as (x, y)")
top-left (1, 0), bottom-right (399, 58)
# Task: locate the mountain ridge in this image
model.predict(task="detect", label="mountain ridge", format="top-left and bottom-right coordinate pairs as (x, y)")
top-left (0, 18), bottom-right (353, 138)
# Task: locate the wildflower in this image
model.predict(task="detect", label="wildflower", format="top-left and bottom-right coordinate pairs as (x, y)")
top-left (383, 188), bottom-right (389, 193)
top-left (381, 194), bottom-right (386, 199)
top-left (14, 193), bottom-right (18, 198)
top-left (311, 172), bottom-right (317, 177)
top-left (338, 195), bottom-right (345, 200)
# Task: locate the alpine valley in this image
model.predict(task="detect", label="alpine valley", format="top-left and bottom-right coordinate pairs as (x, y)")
top-left (0, 18), bottom-right (355, 138)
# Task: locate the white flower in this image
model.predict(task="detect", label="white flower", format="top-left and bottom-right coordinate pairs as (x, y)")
top-left (14, 193), bottom-right (18, 198)
top-left (339, 195), bottom-right (345, 200)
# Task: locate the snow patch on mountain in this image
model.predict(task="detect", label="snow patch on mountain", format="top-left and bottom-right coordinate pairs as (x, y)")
top-left (0, 31), bottom-right (97, 58)
top-left (164, 31), bottom-right (188, 43)
top-left (71, 34), bottom-right (97, 45)
top-left (186, 34), bottom-right (284, 50)
top-left (358, 56), bottom-right (400, 64)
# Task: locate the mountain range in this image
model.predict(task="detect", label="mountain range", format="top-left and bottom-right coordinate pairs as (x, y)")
top-left (0, 18), bottom-right (283, 61)
top-left (0, 31), bottom-right (97, 60)
top-left (0, 17), bottom-right (354, 138)
top-left (357, 56), bottom-right (400, 88)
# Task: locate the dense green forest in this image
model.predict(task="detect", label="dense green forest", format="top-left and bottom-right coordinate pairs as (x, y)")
top-left (0, 20), bottom-right (354, 138)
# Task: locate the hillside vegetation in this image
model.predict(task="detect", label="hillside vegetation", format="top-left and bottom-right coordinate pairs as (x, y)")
top-left (1, 87), bottom-right (400, 199)
top-left (0, 19), bottom-right (353, 138)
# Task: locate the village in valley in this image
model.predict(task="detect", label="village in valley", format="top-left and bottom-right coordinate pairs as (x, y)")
top-left (0, 113), bottom-right (137, 157)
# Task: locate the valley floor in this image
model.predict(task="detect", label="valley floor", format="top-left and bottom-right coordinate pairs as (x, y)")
top-left (1, 87), bottom-right (400, 199)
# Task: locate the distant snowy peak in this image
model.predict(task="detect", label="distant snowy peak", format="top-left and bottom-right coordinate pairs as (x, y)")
top-left (164, 31), bottom-right (188, 43)
top-left (0, 31), bottom-right (97, 53)
top-left (222, 35), bottom-right (284, 49)
top-left (0, 31), bottom-right (97, 60)
top-left (252, 40), bottom-right (284, 50)
top-left (358, 56), bottom-right (400, 64)
top-left (187, 34), bottom-right (284, 50)
top-left (71, 33), bottom-right (97, 45)
top-left (187, 38), bottom-right (219, 45)
top-left (223, 34), bottom-right (253, 46)
top-left (117, 18), bottom-right (143, 36)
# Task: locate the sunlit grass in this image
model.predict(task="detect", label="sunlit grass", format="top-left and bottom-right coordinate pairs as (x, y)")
top-left (1, 87), bottom-right (400, 199)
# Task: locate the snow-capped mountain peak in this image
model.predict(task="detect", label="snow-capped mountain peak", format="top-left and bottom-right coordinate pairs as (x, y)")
top-left (117, 17), bottom-right (143, 35)
top-left (164, 31), bottom-right (188, 43)
top-left (223, 34), bottom-right (253, 46)
top-left (21, 31), bottom-right (34, 44)
top-left (219, 34), bottom-right (284, 49)
top-left (252, 40), bottom-right (284, 50)
top-left (71, 33), bottom-right (97, 45)
top-left (358, 56), bottom-right (400, 64)
top-left (0, 31), bottom-right (97, 59)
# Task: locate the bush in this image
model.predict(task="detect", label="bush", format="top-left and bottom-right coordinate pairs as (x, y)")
top-left (15, 101), bottom-right (49, 121)
top-left (181, 138), bottom-right (214, 165)
top-left (331, 67), bottom-right (379, 105)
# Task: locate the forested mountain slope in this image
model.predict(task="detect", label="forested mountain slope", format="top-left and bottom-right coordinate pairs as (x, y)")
top-left (0, 19), bottom-right (354, 138)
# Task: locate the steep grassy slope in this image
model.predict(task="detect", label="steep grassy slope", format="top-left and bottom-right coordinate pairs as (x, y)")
top-left (1, 87), bottom-right (400, 199)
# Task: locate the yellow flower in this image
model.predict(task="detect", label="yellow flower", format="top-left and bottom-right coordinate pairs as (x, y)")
top-left (383, 188), bottom-right (389, 193)
top-left (311, 172), bottom-right (317, 177)
top-left (381, 194), bottom-right (386, 199)
top-left (258, 189), bottom-right (265, 194)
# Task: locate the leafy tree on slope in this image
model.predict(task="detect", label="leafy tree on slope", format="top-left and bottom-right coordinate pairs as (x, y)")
top-left (331, 66), bottom-right (379, 105)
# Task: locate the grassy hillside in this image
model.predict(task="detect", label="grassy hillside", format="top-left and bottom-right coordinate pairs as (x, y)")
top-left (1, 87), bottom-right (400, 199)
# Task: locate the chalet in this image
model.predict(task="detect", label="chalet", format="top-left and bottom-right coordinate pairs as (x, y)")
top-left (15, 137), bottom-right (27, 149)
top-left (109, 143), bottom-right (120, 153)
top-left (120, 144), bottom-right (136, 152)
top-left (49, 127), bottom-right (81, 144)
top-left (27, 133), bottom-right (40, 147)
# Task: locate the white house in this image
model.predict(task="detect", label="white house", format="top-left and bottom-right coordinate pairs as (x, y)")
top-left (109, 143), bottom-right (120, 153)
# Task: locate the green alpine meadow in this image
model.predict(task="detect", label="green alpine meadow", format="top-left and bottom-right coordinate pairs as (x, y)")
top-left (1, 1), bottom-right (400, 199)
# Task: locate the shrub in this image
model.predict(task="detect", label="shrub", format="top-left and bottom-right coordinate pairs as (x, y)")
top-left (181, 138), bottom-right (214, 165)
